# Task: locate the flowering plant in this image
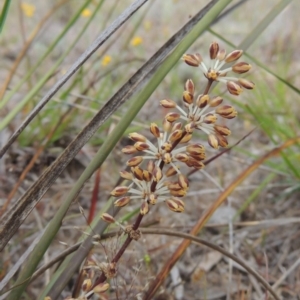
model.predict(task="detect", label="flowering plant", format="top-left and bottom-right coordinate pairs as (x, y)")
top-left (75, 42), bottom-right (254, 298)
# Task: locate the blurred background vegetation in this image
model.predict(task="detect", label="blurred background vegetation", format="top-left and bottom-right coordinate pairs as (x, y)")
top-left (0, 0), bottom-right (300, 299)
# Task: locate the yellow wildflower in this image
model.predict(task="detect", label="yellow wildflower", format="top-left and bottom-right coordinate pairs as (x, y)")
top-left (21, 2), bottom-right (35, 17)
top-left (131, 36), bottom-right (143, 47)
top-left (101, 55), bottom-right (112, 67)
top-left (81, 8), bottom-right (92, 17)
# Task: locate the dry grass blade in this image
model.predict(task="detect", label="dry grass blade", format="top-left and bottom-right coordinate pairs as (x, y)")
top-left (143, 137), bottom-right (300, 299)
top-left (0, 0), bottom-right (148, 159)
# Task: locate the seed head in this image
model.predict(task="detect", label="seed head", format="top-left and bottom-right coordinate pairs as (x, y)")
top-left (150, 123), bottom-right (160, 138)
top-left (238, 78), bottom-right (255, 89)
top-left (166, 198), bottom-right (185, 213)
top-left (127, 156), bottom-right (143, 167)
top-left (101, 213), bottom-right (115, 224)
top-left (209, 42), bottom-right (219, 59)
top-left (183, 43), bottom-right (253, 96)
top-left (111, 186), bottom-right (129, 197)
top-left (182, 53), bottom-right (202, 67)
top-left (232, 62), bottom-right (251, 74)
top-left (225, 49), bottom-right (243, 63)
top-left (122, 145), bottom-right (138, 154)
top-left (160, 99), bottom-right (177, 108)
top-left (114, 196), bottom-right (131, 207)
top-left (129, 132), bottom-right (146, 142)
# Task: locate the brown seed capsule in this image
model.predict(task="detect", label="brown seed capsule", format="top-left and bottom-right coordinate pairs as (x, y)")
top-left (165, 166), bottom-right (178, 177)
top-left (114, 196), bottom-right (130, 207)
top-left (169, 129), bottom-right (183, 143)
top-left (175, 153), bottom-right (189, 162)
top-left (165, 112), bottom-right (181, 123)
top-left (216, 134), bottom-right (228, 148)
top-left (217, 48), bottom-right (226, 61)
top-left (129, 132), bottom-right (146, 142)
top-left (185, 79), bottom-right (195, 94)
top-left (172, 122), bottom-right (182, 132)
top-left (227, 81), bottom-right (243, 95)
top-left (170, 188), bottom-right (187, 197)
top-left (232, 62), bottom-right (251, 74)
top-left (222, 109), bottom-right (238, 119)
top-left (179, 133), bottom-right (192, 143)
top-left (189, 152), bottom-right (206, 161)
top-left (132, 166), bottom-right (144, 180)
top-left (216, 105), bottom-right (235, 117)
top-left (119, 170), bottom-right (133, 180)
top-left (225, 49), bottom-right (243, 63)
top-left (196, 94), bottom-right (209, 108)
top-left (214, 125), bottom-right (231, 136)
top-left (209, 42), bottom-right (219, 59)
top-left (186, 157), bottom-right (205, 169)
top-left (140, 201), bottom-right (149, 215)
top-left (182, 53), bottom-right (202, 67)
top-left (163, 118), bottom-right (172, 132)
top-left (168, 182), bottom-right (181, 191)
top-left (166, 198), bottom-right (185, 213)
top-left (238, 78), bottom-right (255, 89)
top-left (182, 90), bottom-right (194, 105)
top-left (93, 282), bottom-right (110, 294)
top-left (208, 134), bottom-right (219, 149)
top-left (122, 145), bottom-right (138, 154)
top-left (203, 113), bottom-right (217, 124)
top-left (160, 99), bottom-right (177, 108)
top-left (209, 96), bottom-right (223, 107)
top-left (153, 166), bottom-right (162, 182)
top-left (178, 174), bottom-right (189, 189)
top-left (186, 144), bottom-right (205, 155)
top-left (127, 156), bottom-right (143, 167)
top-left (143, 170), bottom-right (152, 182)
top-left (111, 186), bottom-right (129, 197)
top-left (150, 123), bottom-right (160, 138)
top-left (101, 213), bottom-right (115, 223)
top-left (134, 142), bottom-right (150, 151)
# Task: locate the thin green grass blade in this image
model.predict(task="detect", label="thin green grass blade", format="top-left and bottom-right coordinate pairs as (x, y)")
top-left (0, 0), bottom-right (11, 33)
